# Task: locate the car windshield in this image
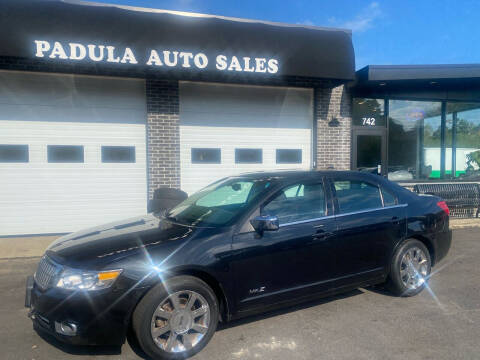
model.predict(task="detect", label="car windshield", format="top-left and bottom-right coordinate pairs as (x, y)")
top-left (165, 177), bottom-right (273, 227)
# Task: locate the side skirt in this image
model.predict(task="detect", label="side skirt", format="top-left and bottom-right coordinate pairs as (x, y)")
top-left (229, 275), bottom-right (386, 321)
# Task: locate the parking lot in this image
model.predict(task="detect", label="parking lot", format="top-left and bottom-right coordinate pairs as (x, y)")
top-left (1, 228), bottom-right (479, 360)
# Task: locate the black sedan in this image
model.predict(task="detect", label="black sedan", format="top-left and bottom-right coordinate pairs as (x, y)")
top-left (26, 171), bottom-right (451, 359)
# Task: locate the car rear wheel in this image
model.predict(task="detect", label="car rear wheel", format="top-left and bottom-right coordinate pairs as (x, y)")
top-left (386, 239), bottom-right (431, 297)
top-left (133, 275), bottom-right (219, 360)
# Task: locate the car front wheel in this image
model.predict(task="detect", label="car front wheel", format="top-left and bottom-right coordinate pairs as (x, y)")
top-left (386, 239), bottom-right (431, 297)
top-left (133, 275), bottom-right (219, 359)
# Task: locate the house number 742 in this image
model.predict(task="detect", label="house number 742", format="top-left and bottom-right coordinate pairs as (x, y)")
top-left (362, 117), bottom-right (376, 126)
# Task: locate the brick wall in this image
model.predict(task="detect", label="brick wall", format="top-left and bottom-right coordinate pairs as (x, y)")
top-left (146, 79), bottom-right (180, 198)
top-left (315, 84), bottom-right (352, 170)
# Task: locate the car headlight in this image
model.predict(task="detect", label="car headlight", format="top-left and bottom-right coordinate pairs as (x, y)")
top-left (56, 268), bottom-right (122, 290)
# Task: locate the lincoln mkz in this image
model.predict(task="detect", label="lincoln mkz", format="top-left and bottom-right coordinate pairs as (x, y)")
top-left (26, 171), bottom-right (452, 359)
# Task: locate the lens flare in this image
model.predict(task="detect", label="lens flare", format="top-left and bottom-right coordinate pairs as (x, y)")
top-left (91, 235), bottom-right (194, 325)
top-left (406, 255), bottom-right (463, 312)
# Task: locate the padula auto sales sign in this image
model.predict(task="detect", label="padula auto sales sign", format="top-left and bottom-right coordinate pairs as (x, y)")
top-left (34, 40), bottom-right (280, 74)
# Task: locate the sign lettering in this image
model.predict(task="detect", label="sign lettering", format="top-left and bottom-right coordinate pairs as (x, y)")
top-left (34, 40), bottom-right (279, 74)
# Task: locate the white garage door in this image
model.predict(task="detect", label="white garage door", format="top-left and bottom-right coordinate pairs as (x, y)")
top-left (180, 82), bottom-right (313, 195)
top-left (0, 71), bottom-right (147, 236)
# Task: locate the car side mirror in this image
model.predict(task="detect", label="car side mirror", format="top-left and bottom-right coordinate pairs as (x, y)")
top-left (250, 215), bottom-right (279, 234)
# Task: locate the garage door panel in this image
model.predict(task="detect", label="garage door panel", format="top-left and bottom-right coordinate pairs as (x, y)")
top-left (0, 121), bottom-right (146, 139)
top-left (180, 126), bottom-right (311, 142)
top-left (0, 72), bottom-right (147, 235)
top-left (180, 82), bottom-right (313, 195)
top-left (180, 83), bottom-right (312, 117)
top-left (0, 105), bottom-right (145, 124)
top-left (0, 72), bottom-right (146, 110)
top-left (179, 112), bottom-right (313, 129)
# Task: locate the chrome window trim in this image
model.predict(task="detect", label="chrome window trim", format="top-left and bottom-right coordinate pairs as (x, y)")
top-left (279, 214), bottom-right (334, 227)
top-left (278, 203), bottom-right (408, 228)
top-left (379, 186), bottom-right (398, 207)
top-left (334, 203), bottom-right (407, 218)
top-left (379, 184), bottom-right (385, 206)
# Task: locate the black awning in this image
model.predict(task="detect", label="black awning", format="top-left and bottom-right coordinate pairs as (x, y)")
top-left (359, 64), bottom-right (480, 82)
top-left (0, 0), bottom-right (355, 81)
top-left (353, 64), bottom-right (480, 101)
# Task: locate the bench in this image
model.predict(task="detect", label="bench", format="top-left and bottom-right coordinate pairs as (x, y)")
top-left (413, 183), bottom-right (480, 218)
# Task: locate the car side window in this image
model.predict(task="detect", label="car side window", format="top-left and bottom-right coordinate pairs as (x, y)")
top-left (262, 182), bottom-right (326, 225)
top-left (381, 187), bottom-right (397, 206)
top-left (333, 180), bottom-right (382, 214)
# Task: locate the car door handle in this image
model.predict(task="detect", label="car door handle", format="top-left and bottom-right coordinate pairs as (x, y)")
top-left (312, 228), bottom-right (333, 241)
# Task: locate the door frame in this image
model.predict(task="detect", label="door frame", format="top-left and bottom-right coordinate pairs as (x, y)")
top-left (352, 127), bottom-right (387, 176)
top-left (231, 175), bottom-right (336, 312)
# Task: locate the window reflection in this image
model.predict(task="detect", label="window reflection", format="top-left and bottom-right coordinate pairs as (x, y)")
top-left (446, 103), bottom-right (480, 179)
top-left (354, 98), bottom-right (480, 181)
top-left (333, 180), bottom-right (383, 213)
top-left (353, 98), bottom-right (385, 127)
top-left (388, 100), bottom-right (442, 180)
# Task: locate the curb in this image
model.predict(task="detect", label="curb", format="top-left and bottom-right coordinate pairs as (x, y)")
top-left (450, 219), bottom-right (480, 229)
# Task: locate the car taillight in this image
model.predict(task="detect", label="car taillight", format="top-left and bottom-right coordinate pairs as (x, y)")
top-left (437, 201), bottom-right (450, 216)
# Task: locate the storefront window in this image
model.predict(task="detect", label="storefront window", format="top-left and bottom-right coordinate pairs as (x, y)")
top-left (446, 103), bottom-right (480, 178)
top-left (352, 98), bottom-right (385, 127)
top-left (388, 100), bottom-right (442, 180)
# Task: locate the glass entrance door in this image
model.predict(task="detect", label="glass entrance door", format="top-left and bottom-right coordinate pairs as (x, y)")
top-left (352, 129), bottom-right (386, 175)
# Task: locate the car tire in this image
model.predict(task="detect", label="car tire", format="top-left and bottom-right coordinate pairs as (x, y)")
top-left (132, 275), bottom-right (219, 360)
top-left (386, 239), bottom-right (431, 297)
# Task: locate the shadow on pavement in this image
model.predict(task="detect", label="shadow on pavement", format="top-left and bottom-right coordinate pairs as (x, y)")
top-left (126, 326), bottom-right (151, 360)
top-left (217, 288), bottom-right (364, 331)
top-left (365, 284), bottom-right (399, 298)
top-left (34, 288), bottom-right (365, 359)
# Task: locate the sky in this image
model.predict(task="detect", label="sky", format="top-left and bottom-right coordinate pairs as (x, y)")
top-left (91, 0), bottom-right (480, 69)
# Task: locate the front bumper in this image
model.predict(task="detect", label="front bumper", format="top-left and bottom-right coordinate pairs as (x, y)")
top-left (25, 275), bottom-right (146, 346)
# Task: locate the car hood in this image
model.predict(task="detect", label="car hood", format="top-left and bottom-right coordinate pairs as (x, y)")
top-left (46, 214), bottom-right (196, 267)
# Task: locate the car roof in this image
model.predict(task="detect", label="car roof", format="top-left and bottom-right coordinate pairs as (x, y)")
top-left (227, 170), bottom-right (415, 202)
top-left (231, 170), bottom-right (376, 181)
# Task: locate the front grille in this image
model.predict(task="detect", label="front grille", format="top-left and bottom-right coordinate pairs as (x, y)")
top-left (34, 255), bottom-right (62, 290)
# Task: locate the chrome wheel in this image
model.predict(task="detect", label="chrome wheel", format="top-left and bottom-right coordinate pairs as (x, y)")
top-left (400, 246), bottom-right (429, 290)
top-left (150, 290), bottom-right (210, 353)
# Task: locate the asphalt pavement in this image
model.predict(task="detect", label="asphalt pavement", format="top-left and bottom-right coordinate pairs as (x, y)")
top-left (1, 228), bottom-right (479, 360)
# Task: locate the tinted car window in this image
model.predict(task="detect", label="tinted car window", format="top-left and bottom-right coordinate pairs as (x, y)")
top-left (262, 182), bottom-right (325, 225)
top-left (334, 180), bottom-right (382, 214)
top-left (381, 187), bottom-right (397, 206)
